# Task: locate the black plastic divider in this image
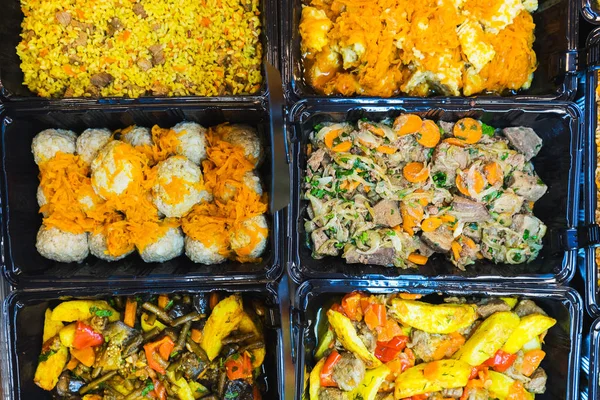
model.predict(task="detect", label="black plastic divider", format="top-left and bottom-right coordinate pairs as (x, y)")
top-left (288, 99), bottom-right (582, 284)
top-left (0, 0), bottom-right (279, 103)
top-left (1, 282), bottom-right (285, 400)
top-left (587, 318), bottom-right (600, 400)
top-left (282, 0), bottom-right (579, 102)
top-left (583, 0), bottom-right (600, 25)
top-left (0, 100), bottom-right (287, 288)
top-left (292, 280), bottom-right (583, 400)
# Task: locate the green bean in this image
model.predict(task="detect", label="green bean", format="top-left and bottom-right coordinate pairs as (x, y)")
top-left (79, 370), bottom-right (118, 395)
top-left (145, 312), bottom-right (157, 325)
top-left (173, 321), bottom-right (191, 355)
top-left (152, 352), bottom-right (170, 369)
top-left (240, 341), bottom-right (265, 353)
top-left (142, 302), bottom-right (173, 324)
top-left (124, 388), bottom-right (144, 400)
top-left (185, 337), bottom-right (209, 363)
top-left (171, 311), bottom-right (200, 327)
top-left (115, 296), bottom-right (124, 309)
top-left (222, 332), bottom-right (256, 345)
top-left (90, 366), bottom-right (103, 379)
top-left (143, 327), bottom-right (160, 342)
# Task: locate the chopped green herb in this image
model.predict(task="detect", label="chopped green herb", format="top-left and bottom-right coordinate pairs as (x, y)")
top-left (501, 153), bottom-right (509, 161)
top-left (325, 213), bottom-right (335, 220)
top-left (231, 353), bottom-right (240, 360)
top-left (165, 300), bottom-right (174, 310)
top-left (481, 123), bottom-right (495, 137)
top-left (141, 380), bottom-right (154, 397)
top-left (314, 123), bottom-right (323, 131)
top-left (386, 230), bottom-right (396, 236)
top-left (427, 148), bottom-right (434, 159)
top-left (340, 157), bottom-right (349, 163)
top-left (359, 231), bottom-right (369, 244)
top-left (304, 176), bottom-right (310, 183)
top-left (432, 171), bottom-right (447, 187)
top-left (360, 117), bottom-right (369, 122)
top-left (482, 191), bottom-right (501, 203)
top-left (225, 392), bottom-right (239, 399)
top-left (334, 242), bottom-right (345, 249)
top-left (89, 306), bottom-right (113, 318)
top-left (523, 229), bottom-right (530, 240)
top-left (512, 253), bottom-right (522, 262)
top-left (38, 350), bottom-right (57, 363)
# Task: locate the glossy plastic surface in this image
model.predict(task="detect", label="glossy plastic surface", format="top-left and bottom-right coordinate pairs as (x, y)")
top-left (0, 0), bottom-right (279, 102)
top-left (582, 0), bottom-right (600, 24)
top-left (1, 283), bottom-right (284, 400)
top-left (288, 100), bottom-right (582, 284)
top-left (281, 0), bottom-right (578, 101)
top-left (0, 101), bottom-right (283, 287)
top-left (292, 279), bottom-right (583, 400)
top-left (587, 318), bottom-right (600, 400)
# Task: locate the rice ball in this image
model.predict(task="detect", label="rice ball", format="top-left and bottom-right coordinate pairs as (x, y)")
top-left (36, 225), bottom-right (89, 263)
top-left (221, 124), bottom-right (263, 167)
top-left (230, 215), bottom-right (268, 259)
top-left (220, 172), bottom-right (263, 203)
top-left (91, 140), bottom-right (144, 200)
top-left (76, 128), bottom-right (112, 165)
top-left (171, 122), bottom-right (207, 165)
top-left (31, 129), bottom-right (77, 165)
top-left (37, 185), bottom-right (47, 207)
top-left (185, 236), bottom-right (227, 265)
top-left (121, 126), bottom-right (152, 148)
top-left (89, 231), bottom-right (133, 261)
top-left (153, 156), bottom-right (211, 218)
top-left (140, 227), bottom-right (184, 263)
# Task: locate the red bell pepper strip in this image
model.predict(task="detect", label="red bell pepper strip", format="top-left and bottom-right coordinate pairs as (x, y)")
top-left (144, 336), bottom-right (175, 374)
top-left (484, 349), bottom-right (517, 373)
top-left (374, 335), bottom-right (409, 362)
top-left (152, 379), bottom-right (167, 400)
top-left (320, 350), bottom-right (342, 387)
top-left (72, 321), bottom-right (104, 350)
top-left (225, 352), bottom-right (253, 381)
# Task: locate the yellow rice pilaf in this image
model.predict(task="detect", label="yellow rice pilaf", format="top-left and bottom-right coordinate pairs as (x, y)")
top-left (17, 0), bottom-right (263, 97)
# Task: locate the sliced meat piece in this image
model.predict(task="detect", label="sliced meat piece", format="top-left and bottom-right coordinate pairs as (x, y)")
top-left (514, 299), bottom-right (546, 317)
top-left (90, 72), bottom-right (114, 88)
top-left (319, 388), bottom-right (347, 400)
top-left (307, 148), bottom-right (327, 173)
top-left (503, 351), bottom-right (530, 385)
top-left (356, 322), bottom-right (376, 353)
top-left (344, 247), bottom-right (395, 266)
top-left (409, 330), bottom-right (461, 362)
top-left (419, 241), bottom-right (436, 257)
top-left (476, 299), bottom-right (511, 318)
top-left (133, 3), bottom-right (148, 18)
top-left (490, 192), bottom-right (524, 215)
top-left (525, 367), bottom-right (547, 394)
top-left (430, 143), bottom-right (469, 187)
top-left (438, 121), bottom-right (455, 135)
top-left (137, 58), bottom-right (153, 71)
top-left (55, 11), bottom-right (71, 26)
top-left (421, 225), bottom-right (454, 253)
top-left (441, 388), bottom-right (464, 398)
top-left (511, 214), bottom-right (544, 240)
top-left (450, 196), bottom-right (490, 223)
top-left (503, 126), bottom-right (543, 161)
top-left (372, 199), bottom-right (402, 227)
top-left (463, 222), bottom-right (482, 242)
top-left (148, 44), bottom-right (166, 65)
top-left (465, 387), bottom-right (489, 400)
top-left (505, 153), bottom-right (526, 171)
top-left (73, 31), bottom-right (87, 47)
top-left (107, 17), bottom-right (123, 36)
top-left (311, 228), bottom-right (339, 257)
top-left (332, 352), bottom-right (366, 391)
top-left (508, 171), bottom-right (547, 202)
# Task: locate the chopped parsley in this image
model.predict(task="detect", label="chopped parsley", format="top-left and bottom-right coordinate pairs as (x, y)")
top-left (334, 242), bottom-right (345, 249)
top-left (432, 171), bottom-right (447, 187)
top-left (482, 191), bottom-right (502, 203)
top-left (386, 230), bottom-right (396, 236)
top-left (141, 380), bottom-right (155, 397)
top-left (165, 300), bottom-right (174, 311)
top-left (523, 229), bottom-right (530, 240)
top-left (225, 392), bottom-right (239, 399)
top-left (313, 123), bottom-right (323, 131)
top-left (358, 231), bottom-right (369, 244)
top-left (38, 350), bottom-right (57, 362)
top-left (481, 123), bottom-right (495, 137)
top-left (89, 306), bottom-right (113, 318)
top-left (501, 153), bottom-right (509, 161)
top-left (512, 253), bottom-right (523, 262)
top-left (360, 117), bottom-right (369, 122)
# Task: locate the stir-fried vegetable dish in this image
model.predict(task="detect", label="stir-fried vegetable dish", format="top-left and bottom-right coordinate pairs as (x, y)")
top-left (303, 115), bottom-right (547, 270)
top-left (309, 291), bottom-right (555, 400)
top-left (34, 293), bottom-right (267, 399)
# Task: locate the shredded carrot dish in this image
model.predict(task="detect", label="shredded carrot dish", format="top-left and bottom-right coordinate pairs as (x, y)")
top-left (299, 0), bottom-right (538, 97)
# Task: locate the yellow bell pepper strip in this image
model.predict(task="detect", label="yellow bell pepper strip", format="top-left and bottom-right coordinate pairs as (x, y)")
top-left (309, 358), bottom-right (326, 400)
top-left (389, 298), bottom-right (478, 334)
top-left (327, 309), bottom-right (382, 368)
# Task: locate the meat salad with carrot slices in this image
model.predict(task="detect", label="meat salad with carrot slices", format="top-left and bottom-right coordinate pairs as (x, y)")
top-left (34, 293), bottom-right (267, 399)
top-left (303, 114), bottom-right (547, 270)
top-left (308, 292), bottom-right (555, 400)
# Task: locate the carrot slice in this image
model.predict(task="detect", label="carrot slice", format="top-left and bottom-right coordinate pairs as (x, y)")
top-left (440, 214), bottom-right (456, 223)
top-left (376, 145), bottom-right (397, 154)
top-left (394, 114), bottom-right (423, 136)
top-left (332, 141), bottom-right (352, 152)
top-left (158, 295), bottom-right (169, 309)
top-left (324, 129), bottom-right (342, 149)
top-left (417, 120), bottom-right (441, 148)
top-left (456, 170), bottom-right (485, 196)
top-left (421, 217), bottom-right (442, 232)
top-left (443, 138), bottom-right (467, 147)
top-left (484, 162), bottom-right (503, 185)
top-left (403, 162), bottom-right (429, 183)
top-left (453, 118), bottom-right (482, 144)
top-left (520, 350), bottom-right (546, 376)
top-left (408, 253), bottom-right (428, 265)
top-left (124, 297), bottom-right (137, 328)
top-left (364, 123), bottom-right (386, 137)
top-left (462, 236), bottom-right (477, 249)
top-left (451, 241), bottom-right (462, 260)
top-left (400, 202), bottom-right (424, 236)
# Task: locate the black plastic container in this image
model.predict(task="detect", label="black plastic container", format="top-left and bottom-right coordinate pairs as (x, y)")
top-left (288, 100), bottom-right (582, 284)
top-left (0, 101), bottom-right (286, 287)
top-left (292, 279), bottom-right (583, 400)
top-left (582, 0), bottom-right (600, 25)
top-left (0, 0), bottom-right (279, 102)
top-left (0, 283), bottom-right (285, 400)
top-left (587, 317), bottom-right (600, 400)
top-left (281, 0), bottom-right (578, 101)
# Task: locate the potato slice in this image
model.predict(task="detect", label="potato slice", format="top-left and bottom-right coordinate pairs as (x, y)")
top-left (502, 314), bottom-right (556, 354)
top-left (51, 300), bottom-right (120, 322)
top-left (309, 357), bottom-right (326, 400)
top-left (394, 359), bottom-right (471, 399)
top-left (453, 311), bottom-right (520, 366)
top-left (34, 338), bottom-right (69, 391)
top-left (43, 308), bottom-right (64, 342)
top-left (348, 364), bottom-right (390, 400)
top-left (59, 323), bottom-right (76, 348)
top-left (500, 297), bottom-right (518, 309)
top-left (201, 294), bottom-right (244, 361)
top-left (238, 311), bottom-right (266, 368)
top-left (488, 370), bottom-right (534, 400)
top-left (389, 299), bottom-right (478, 334)
top-left (327, 309), bottom-right (381, 368)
